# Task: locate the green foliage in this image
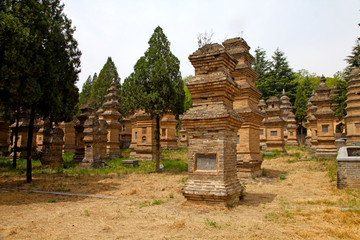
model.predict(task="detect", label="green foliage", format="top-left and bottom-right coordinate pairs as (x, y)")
top-left (344, 39), bottom-right (360, 78)
top-left (123, 26), bottom-right (185, 171)
top-left (253, 47), bottom-right (270, 78)
top-left (89, 57), bottom-right (121, 109)
top-left (119, 73), bottom-right (143, 116)
top-left (183, 75), bottom-right (193, 111)
top-left (330, 72), bottom-right (348, 120)
top-left (279, 173), bottom-right (286, 180)
top-left (293, 82), bottom-right (308, 123)
top-left (205, 218), bottom-right (217, 228)
top-left (255, 48), bottom-right (297, 104)
top-left (79, 75), bottom-right (94, 106)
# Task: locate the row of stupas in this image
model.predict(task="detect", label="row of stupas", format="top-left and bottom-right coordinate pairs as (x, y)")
top-left (2, 79), bottom-right (182, 167)
top-left (258, 90), bottom-right (298, 153)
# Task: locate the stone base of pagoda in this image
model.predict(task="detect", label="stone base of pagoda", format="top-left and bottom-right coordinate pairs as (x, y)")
top-left (182, 179), bottom-right (242, 207)
top-left (237, 153), bottom-right (263, 177)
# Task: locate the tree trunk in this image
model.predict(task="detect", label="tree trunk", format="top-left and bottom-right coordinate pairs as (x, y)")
top-left (155, 115), bottom-right (161, 173)
top-left (26, 107), bottom-right (35, 183)
top-left (300, 122), bottom-right (303, 145)
top-left (12, 110), bottom-right (20, 169)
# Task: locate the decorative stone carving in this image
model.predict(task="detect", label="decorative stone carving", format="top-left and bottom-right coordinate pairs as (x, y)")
top-left (181, 43), bottom-right (243, 207)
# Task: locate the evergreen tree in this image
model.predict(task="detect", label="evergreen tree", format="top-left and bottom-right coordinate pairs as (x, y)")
top-left (130, 26), bottom-right (185, 172)
top-left (119, 73), bottom-right (143, 117)
top-left (0, 0), bottom-right (81, 182)
top-left (79, 75), bottom-right (93, 105)
top-left (253, 47), bottom-right (271, 100)
top-left (330, 71), bottom-right (348, 120)
top-left (254, 48), bottom-right (297, 104)
top-left (344, 39), bottom-right (360, 78)
top-left (268, 48), bottom-right (297, 104)
top-left (253, 47), bottom-right (270, 77)
top-left (183, 75), bottom-right (193, 112)
top-left (90, 57), bottom-right (121, 109)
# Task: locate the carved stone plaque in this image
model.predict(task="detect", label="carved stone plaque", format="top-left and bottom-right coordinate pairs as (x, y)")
top-left (196, 154), bottom-right (217, 171)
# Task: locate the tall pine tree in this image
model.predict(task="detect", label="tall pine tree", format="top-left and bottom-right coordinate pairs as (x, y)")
top-left (129, 26), bottom-right (185, 172)
top-left (344, 39), bottom-right (360, 78)
top-left (267, 48), bottom-right (298, 104)
top-left (90, 57), bottom-right (121, 109)
top-left (79, 75), bottom-right (93, 105)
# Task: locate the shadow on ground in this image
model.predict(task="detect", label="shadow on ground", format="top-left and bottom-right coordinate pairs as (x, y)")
top-left (241, 192), bottom-right (277, 207)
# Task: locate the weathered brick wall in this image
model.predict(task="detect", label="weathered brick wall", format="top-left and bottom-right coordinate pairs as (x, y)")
top-left (337, 160), bottom-right (360, 189)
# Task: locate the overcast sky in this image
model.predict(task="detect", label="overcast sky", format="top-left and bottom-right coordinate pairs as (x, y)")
top-left (61, 0), bottom-right (360, 90)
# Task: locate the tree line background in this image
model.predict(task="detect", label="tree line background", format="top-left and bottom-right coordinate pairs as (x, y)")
top-left (1, 0), bottom-right (359, 179)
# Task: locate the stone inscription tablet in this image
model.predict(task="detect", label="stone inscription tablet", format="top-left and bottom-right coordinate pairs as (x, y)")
top-left (196, 154), bottom-right (217, 171)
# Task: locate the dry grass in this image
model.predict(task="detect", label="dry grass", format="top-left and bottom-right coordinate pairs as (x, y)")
top-left (0, 146), bottom-right (360, 239)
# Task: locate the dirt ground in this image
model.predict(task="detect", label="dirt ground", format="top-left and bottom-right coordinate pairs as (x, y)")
top-left (1, 148), bottom-right (360, 240)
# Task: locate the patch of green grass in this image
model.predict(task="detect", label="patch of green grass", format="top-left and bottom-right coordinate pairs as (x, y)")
top-left (306, 200), bottom-right (337, 206)
top-left (317, 157), bottom-right (337, 182)
top-left (151, 199), bottom-right (164, 206)
top-left (84, 210), bottom-right (90, 216)
top-left (262, 149), bottom-right (282, 159)
top-left (179, 177), bottom-right (188, 183)
top-left (205, 218), bottom-right (217, 228)
top-left (287, 159), bottom-right (298, 164)
top-left (291, 152), bottom-right (301, 159)
top-left (279, 173), bottom-right (286, 180)
top-left (48, 199), bottom-right (56, 203)
top-left (0, 149), bottom-right (189, 179)
top-left (162, 159), bottom-right (187, 173)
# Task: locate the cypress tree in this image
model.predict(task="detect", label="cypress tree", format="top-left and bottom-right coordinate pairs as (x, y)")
top-left (90, 57), bottom-right (121, 109)
top-left (79, 75), bottom-right (93, 105)
top-left (129, 26), bottom-right (185, 172)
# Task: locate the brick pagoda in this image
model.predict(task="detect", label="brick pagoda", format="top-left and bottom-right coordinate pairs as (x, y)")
top-left (264, 96), bottom-right (286, 152)
top-left (160, 113), bottom-right (179, 149)
top-left (345, 68), bottom-right (360, 146)
top-left (222, 37), bottom-right (264, 177)
top-left (258, 99), bottom-right (267, 150)
top-left (312, 76), bottom-right (337, 157)
top-left (181, 43), bottom-right (243, 207)
top-left (102, 80), bottom-right (122, 159)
